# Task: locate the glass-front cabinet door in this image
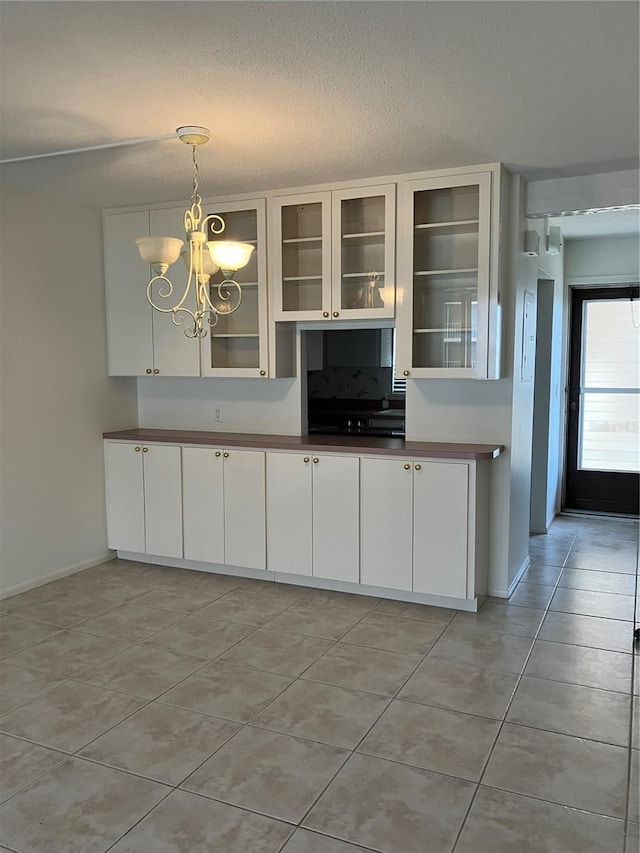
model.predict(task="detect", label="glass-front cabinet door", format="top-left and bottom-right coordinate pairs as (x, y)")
top-left (396, 171), bottom-right (495, 379)
top-left (200, 198), bottom-right (268, 377)
top-left (331, 185), bottom-right (395, 320)
top-left (271, 191), bottom-right (332, 321)
top-left (271, 185), bottom-right (396, 322)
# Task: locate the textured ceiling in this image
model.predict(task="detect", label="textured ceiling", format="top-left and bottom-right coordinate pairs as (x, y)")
top-left (0, 1), bottom-right (638, 209)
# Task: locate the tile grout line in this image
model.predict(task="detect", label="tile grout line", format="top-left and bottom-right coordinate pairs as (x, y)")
top-left (449, 532), bottom-right (577, 853)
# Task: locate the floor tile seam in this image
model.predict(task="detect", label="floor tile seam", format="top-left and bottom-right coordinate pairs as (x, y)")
top-left (450, 594), bottom-right (553, 851)
top-left (472, 779), bottom-right (627, 821)
top-left (390, 693), bottom-right (508, 725)
top-left (531, 635), bottom-right (636, 667)
top-left (498, 716), bottom-right (632, 751)
top-left (330, 630), bottom-right (444, 657)
top-left (275, 826), bottom-right (383, 853)
top-left (267, 604), bottom-right (381, 682)
top-left (141, 608), bottom-right (268, 657)
top-left (352, 742), bottom-right (491, 785)
top-left (66, 649), bottom-right (213, 700)
top-left (245, 689), bottom-right (393, 752)
top-left (178, 773), bottom-right (326, 828)
top-left (0, 631), bottom-right (68, 663)
top-left (74, 718), bottom-right (243, 790)
top-left (65, 618), bottom-right (184, 643)
top-left (0, 677), bottom-right (73, 720)
top-left (101, 785), bottom-right (176, 853)
top-left (516, 672), bottom-right (637, 700)
top-left (0, 750), bottom-right (87, 809)
top-left (1, 637), bottom-right (141, 684)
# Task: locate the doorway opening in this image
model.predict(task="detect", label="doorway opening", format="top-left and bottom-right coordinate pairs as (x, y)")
top-left (564, 285), bottom-right (639, 515)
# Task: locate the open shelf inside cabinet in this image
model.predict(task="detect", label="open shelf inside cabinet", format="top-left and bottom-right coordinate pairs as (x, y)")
top-left (339, 194), bottom-right (389, 311)
top-left (414, 184), bottom-right (480, 226)
top-left (411, 273), bottom-right (478, 369)
top-left (280, 202), bottom-right (325, 313)
top-left (207, 208), bottom-right (258, 246)
top-left (210, 335), bottom-right (260, 369)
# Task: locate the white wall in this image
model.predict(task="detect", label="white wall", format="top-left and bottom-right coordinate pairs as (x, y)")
top-left (137, 376), bottom-right (302, 435)
top-left (0, 183), bottom-right (138, 596)
top-left (565, 234), bottom-right (640, 280)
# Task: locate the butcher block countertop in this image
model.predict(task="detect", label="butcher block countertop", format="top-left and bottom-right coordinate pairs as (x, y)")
top-left (103, 429), bottom-right (504, 461)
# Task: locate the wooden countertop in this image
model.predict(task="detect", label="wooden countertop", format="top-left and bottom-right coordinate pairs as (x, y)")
top-left (103, 428), bottom-right (504, 461)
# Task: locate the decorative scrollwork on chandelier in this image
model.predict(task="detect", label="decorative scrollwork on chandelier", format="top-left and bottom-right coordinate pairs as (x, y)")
top-left (136, 126), bottom-right (254, 338)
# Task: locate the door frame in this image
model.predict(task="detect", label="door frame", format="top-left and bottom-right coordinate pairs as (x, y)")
top-left (562, 278), bottom-right (639, 514)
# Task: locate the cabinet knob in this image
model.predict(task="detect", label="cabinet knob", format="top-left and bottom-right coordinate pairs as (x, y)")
top-left (153, 368), bottom-right (159, 374)
top-left (313, 457), bottom-right (319, 463)
top-left (415, 464), bottom-right (422, 471)
top-left (142, 446), bottom-right (149, 452)
top-left (322, 312), bottom-right (329, 318)
top-left (332, 311), bottom-right (339, 318)
top-left (303, 457), bottom-right (310, 463)
top-left (215, 451), bottom-right (221, 457)
top-left (134, 446), bottom-right (141, 452)
top-left (259, 370), bottom-right (266, 376)
top-left (403, 370), bottom-right (410, 377)
top-left (146, 368), bottom-right (152, 374)
top-left (223, 452), bottom-right (229, 458)
top-left (403, 463), bottom-right (411, 470)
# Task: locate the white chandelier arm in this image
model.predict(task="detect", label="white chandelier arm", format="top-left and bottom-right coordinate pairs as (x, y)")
top-left (202, 213), bottom-right (226, 236)
top-left (202, 278), bottom-right (243, 315)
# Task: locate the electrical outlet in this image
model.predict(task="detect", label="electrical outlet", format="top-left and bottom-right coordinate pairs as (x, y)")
top-left (213, 404), bottom-right (223, 423)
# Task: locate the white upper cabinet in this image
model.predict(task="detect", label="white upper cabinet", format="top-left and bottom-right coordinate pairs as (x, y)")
top-left (270, 191), bottom-right (332, 322)
top-left (104, 211), bottom-right (154, 376)
top-left (104, 208), bottom-right (200, 377)
top-left (331, 185), bottom-right (396, 320)
top-left (148, 207), bottom-right (201, 377)
top-left (270, 185), bottom-right (396, 321)
top-left (198, 199), bottom-right (269, 378)
top-left (395, 169), bottom-right (501, 379)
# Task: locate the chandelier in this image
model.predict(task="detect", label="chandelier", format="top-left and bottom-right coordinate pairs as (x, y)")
top-left (135, 126), bottom-right (254, 338)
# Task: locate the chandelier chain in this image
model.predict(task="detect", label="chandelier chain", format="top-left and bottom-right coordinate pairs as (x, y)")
top-left (191, 144), bottom-right (201, 208)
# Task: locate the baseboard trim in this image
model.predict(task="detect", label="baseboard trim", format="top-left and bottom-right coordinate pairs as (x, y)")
top-left (0, 552), bottom-right (115, 600)
top-left (489, 554), bottom-right (530, 599)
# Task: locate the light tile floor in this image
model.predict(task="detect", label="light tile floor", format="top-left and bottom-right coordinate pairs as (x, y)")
top-left (0, 514), bottom-right (637, 852)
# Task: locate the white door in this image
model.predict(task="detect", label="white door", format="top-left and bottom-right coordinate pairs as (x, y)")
top-left (413, 461), bottom-right (469, 598)
top-left (149, 207), bottom-right (201, 376)
top-left (104, 211), bottom-right (154, 376)
top-left (266, 452), bottom-right (313, 575)
top-left (182, 447), bottom-right (225, 564)
top-left (224, 450), bottom-right (266, 570)
top-left (105, 443), bottom-right (145, 553)
top-left (360, 457), bottom-right (413, 590)
top-left (143, 444), bottom-right (183, 558)
top-left (312, 454), bottom-right (360, 583)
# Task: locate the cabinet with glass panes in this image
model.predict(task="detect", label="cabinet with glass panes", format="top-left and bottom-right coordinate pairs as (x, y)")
top-left (200, 199), bottom-right (269, 377)
top-left (270, 185), bottom-right (395, 321)
top-left (396, 169), bottom-right (501, 379)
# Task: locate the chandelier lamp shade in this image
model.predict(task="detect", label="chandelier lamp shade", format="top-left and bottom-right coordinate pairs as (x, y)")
top-left (135, 126), bottom-right (254, 338)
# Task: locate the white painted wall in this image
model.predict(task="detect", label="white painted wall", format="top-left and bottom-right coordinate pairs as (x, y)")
top-left (530, 236), bottom-right (565, 533)
top-left (0, 183), bottom-right (138, 596)
top-left (526, 169), bottom-right (639, 217)
top-left (565, 235), bottom-right (640, 280)
top-left (137, 376), bottom-right (302, 435)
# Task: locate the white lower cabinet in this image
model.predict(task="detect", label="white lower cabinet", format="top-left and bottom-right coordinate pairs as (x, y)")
top-left (105, 442), bottom-right (182, 558)
top-left (360, 458), bottom-right (413, 590)
top-left (105, 439), bottom-right (485, 606)
top-left (361, 456), bottom-right (472, 598)
top-left (182, 447), bottom-right (266, 570)
top-left (266, 452), bottom-right (359, 582)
